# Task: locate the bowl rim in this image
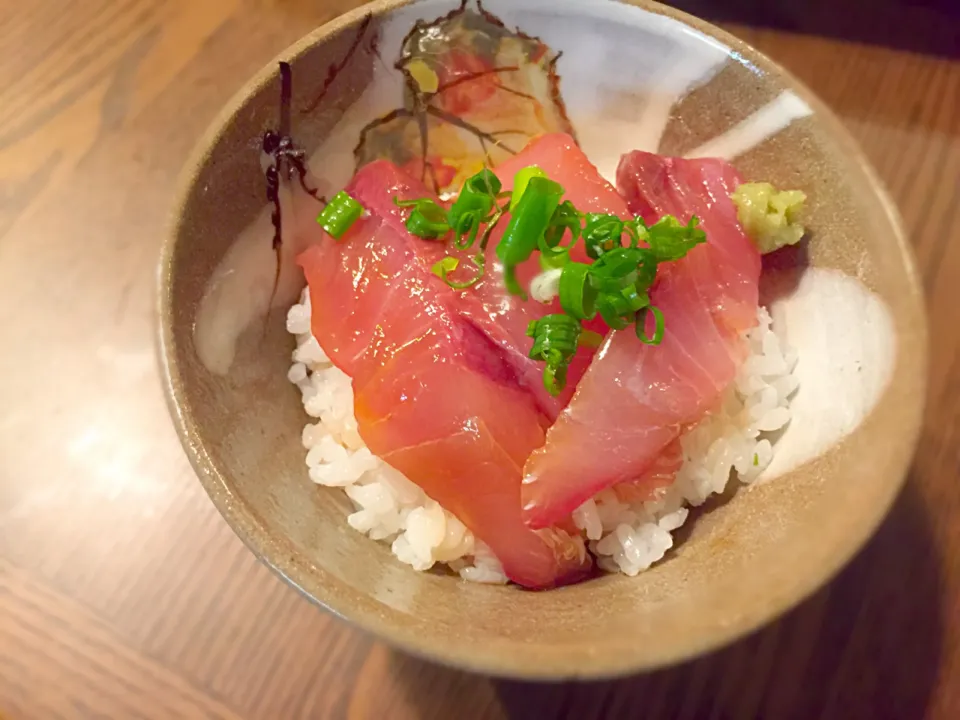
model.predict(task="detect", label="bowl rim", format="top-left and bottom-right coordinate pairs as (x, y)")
top-left (157, 0), bottom-right (928, 679)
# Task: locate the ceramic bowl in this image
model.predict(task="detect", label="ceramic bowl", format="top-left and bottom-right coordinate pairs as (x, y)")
top-left (158, 0), bottom-right (926, 679)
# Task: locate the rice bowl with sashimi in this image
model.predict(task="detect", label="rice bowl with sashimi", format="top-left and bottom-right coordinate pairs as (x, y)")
top-left (282, 129), bottom-right (803, 587)
top-left (161, 0), bottom-right (925, 675)
top-left (193, 1), bottom-right (867, 589)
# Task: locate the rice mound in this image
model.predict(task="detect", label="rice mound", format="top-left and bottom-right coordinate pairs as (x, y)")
top-left (286, 290), bottom-right (797, 583)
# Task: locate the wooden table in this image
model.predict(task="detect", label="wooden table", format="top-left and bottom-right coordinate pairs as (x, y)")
top-left (2, 1), bottom-right (958, 717)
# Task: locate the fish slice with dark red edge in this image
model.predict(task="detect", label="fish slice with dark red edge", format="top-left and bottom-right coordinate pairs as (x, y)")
top-left (455, 133), bottom-right (632, 418)
top-left (298, 160), bottom-right (591, 589)
top-left (521, 151), bottom-right (761, 529)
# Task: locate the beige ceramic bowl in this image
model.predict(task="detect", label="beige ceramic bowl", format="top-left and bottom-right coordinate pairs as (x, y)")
top-left (159, 0), bottom-right (926, 679)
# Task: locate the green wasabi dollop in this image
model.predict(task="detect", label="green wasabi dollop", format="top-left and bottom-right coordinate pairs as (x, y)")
top-left (731, 182), bottom-right (807, 254)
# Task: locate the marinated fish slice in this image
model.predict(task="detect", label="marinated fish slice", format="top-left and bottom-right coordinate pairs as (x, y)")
top-left (299, 161), bottom-right (591, 588)
top-left (521, 151), bottom-right (761, 528)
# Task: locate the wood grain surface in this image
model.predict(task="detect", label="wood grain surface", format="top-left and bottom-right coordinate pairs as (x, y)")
top-left (1, 0), bottom-right (958, 718)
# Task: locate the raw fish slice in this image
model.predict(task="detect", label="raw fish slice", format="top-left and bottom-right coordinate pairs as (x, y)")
top-left (299, 161), bottom-right (590, 588)
top-left (619, 153), bottom-right (761, 332)
top-left (521, 151), bottom-right (760, 528)
top-left (611, 440), bottom-right (684, 504)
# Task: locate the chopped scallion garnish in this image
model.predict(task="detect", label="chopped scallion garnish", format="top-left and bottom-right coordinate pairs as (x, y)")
top-left (431, 256), bottom-right (459, 280)
top-left (526, 314), bottom-right (582, 396)
top-left (431, 253), bottom-right (485, 289)
top-left (395, 197), bottom-right (451, 239)
top-left (497, 176), bottom-right (564, 297)
top-left (448, 169), bottom-right (500, 249)
top-left (392, 164), bottom-right (708, 395)
top-left (538, 200), bottom-right (581, 269)
top-left (557, 262), bottom-right (596, 320)
top-left (645, 215), bottom-right (707, 261)
top-left (317, 191), bottom-right (363, 239)
top-left (636, 306), bottom-right (665, 345)
top-left (510, 165), bottom-right (547, 211)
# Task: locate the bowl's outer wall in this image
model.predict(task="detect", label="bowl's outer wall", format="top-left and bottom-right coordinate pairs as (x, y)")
top-left (159, 0), bottom-right (927, 679)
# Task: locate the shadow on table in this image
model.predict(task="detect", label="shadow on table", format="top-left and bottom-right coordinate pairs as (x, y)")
top-left (388, 477), bottom-right (943, 719)
top-left (665, 0), bottom-right (960, 59)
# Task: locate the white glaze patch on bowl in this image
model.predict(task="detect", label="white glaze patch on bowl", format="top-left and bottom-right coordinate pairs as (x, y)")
top-left (760, 268), bottom-right (897, 482)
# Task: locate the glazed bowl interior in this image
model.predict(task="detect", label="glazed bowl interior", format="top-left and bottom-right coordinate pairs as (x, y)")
top-left (160, 0), bottom-right (926, 679)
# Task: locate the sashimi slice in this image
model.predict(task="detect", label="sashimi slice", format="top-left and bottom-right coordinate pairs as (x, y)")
top-left (456, 133), bottom-right (632, 417)
top-left (521, 151), bottom-right (761, 529)
top-left (299, 160), bottom-right (591, 589)
top-left (611, 440), bottom-right (684, 505)
top-left (621, 152), bottom-right (761, 332)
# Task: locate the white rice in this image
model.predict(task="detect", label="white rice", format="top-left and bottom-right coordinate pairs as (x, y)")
top-left (286, 289), bottom-right (797, 583)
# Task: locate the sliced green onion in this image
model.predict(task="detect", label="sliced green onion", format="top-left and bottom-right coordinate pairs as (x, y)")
top-left (542, 351), bottom-right (567, 398)
top-left (623, 219), bottom-right (643, 248)
top-left (558, 262), bottom-right (597, 320)
top-left (454, 252), bottom-right (486, 289)
top-left (448, 169), bottom-right (500, 248)
top-left (537, 233), bottom-right (569, 269)
top-left (453, 222), bottom-right (482, 251)
top-left (498, 177), bottom-right (564, 265)
top-left (431, 256), bottom-right (459, 280)
top-left (634, 249), bottom-right (659, 289)
top-left (510, 165), bottom-right (547, 211)
top-left (538, 200), bottom-right (581, 268)
top-left (395, 197), bottom-right (450, 239)
top-left (497, 176), bottom-right (563, 297)
top-left (526, 314), bottom-right (581, 396)
top-left (583, 213), bottom-right (625, 259)
top-left (318, 191), bottom-right (363, 239)
top-left (590, 248), bottom-right (644, 286)
top-left (408, 209), bottom-right (450, 238)
top-left (463, 168), bottom-right (502, 197)
top-left (620, 284), bottom-right (650, 313)
top-left (389, 164), bottom-right (708, 397)
top-left (477, 204), bottom-right (506, 253)
top-left (636, 305), bottom-right (665, 345)
top-left (393, 197), bottom-right (426, 208)
top-left (646, 216), bottom-right (706, 261)
top-left (596, 296), bottom-right (630, 331)
top-left (432, 254), bottom-right (485, 289)
top-left (502, 265), bottom-right (523, 296)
